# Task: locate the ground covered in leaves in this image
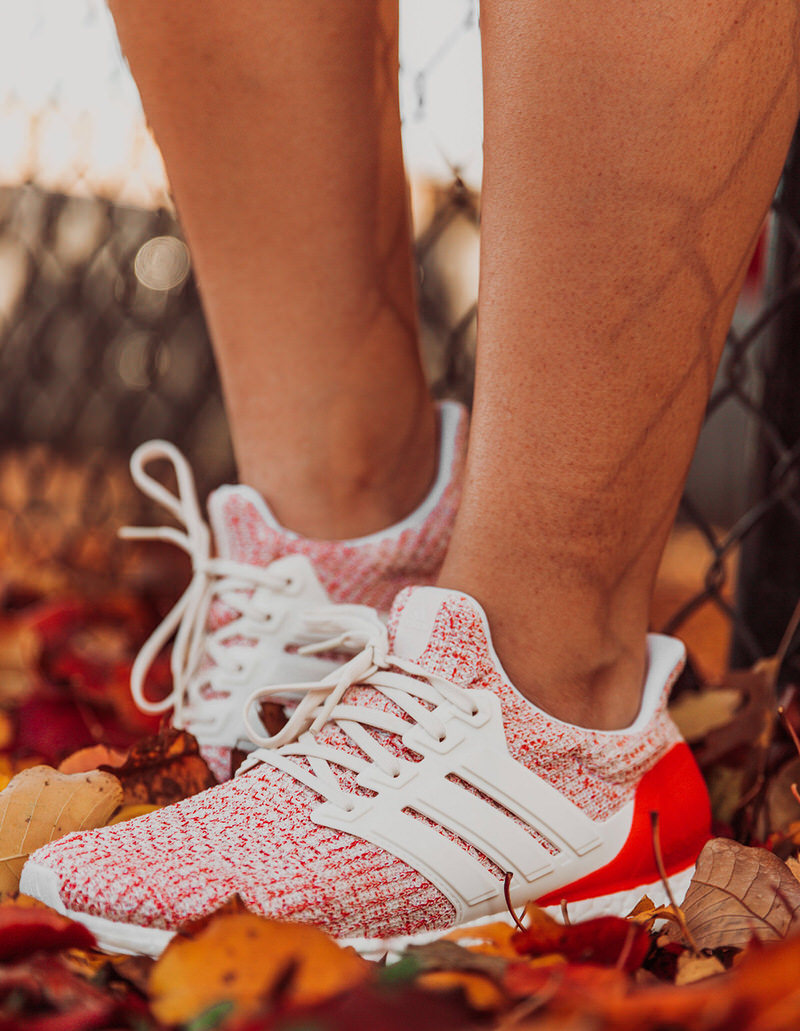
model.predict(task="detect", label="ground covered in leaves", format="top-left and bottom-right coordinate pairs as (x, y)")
top-left (3, 572), bottom-right (800, 1029)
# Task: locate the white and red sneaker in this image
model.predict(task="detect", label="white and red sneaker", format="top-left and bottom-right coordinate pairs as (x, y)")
top-left (21, 586), bottom-right (709, 958)
top-left (122, 401), bottom-right (467, 780)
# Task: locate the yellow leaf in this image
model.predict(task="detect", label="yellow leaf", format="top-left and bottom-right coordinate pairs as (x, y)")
top-left (674, 952), bottom-right (725, 986)
top-left (108, 803), bottom-right (161, 825)
top-left (149, 913), bottom-right (370, 1026)
top-left (443, 919), bottom-right (519, 957)
top-left (418, 970), bottom-right (505, 1011)
top-left (0, 765), bottom-right (122, 895)
top-left (669, 688), bottom-right (741, 742)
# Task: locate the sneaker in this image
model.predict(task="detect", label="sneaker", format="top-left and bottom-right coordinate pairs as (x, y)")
top-left (123, 401), bottom-right (467, 780)
top-left (21, 585), bottom-right (710, 957)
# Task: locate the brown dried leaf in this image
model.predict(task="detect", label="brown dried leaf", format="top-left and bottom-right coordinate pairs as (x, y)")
top-left (666, 838), bottom-right (800, 950)
top-left (0, 765), bottom-right (122, 894)
top-left (787, 856), bottom-right (800, 885)
top-left (100, 727), bottom-right (216, 806)
top-left (694, 660), bottom-right (777, 769)
top-left (706, 765), bottom-right (747, 827)
top-left (760, 756), bottom-right (800, 839)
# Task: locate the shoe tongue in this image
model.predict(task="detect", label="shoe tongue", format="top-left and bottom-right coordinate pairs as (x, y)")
top-left (207, 485), bottom-right (285, 564)
top-left (388, 586), bottom-right (493, 685)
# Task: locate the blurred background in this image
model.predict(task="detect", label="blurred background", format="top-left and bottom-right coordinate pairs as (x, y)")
top-left (1, 0), bottom-right (799, 682)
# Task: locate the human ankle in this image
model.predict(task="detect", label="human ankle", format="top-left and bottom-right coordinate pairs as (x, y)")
top-left (433, 570), bottom-right (649, 729)
top-left (507, 647), bottom-right (651, 729)
top-left (237, 396), bottom-right (439, 540)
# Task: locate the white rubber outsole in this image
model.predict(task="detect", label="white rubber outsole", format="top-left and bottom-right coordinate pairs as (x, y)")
top-left (19, 860), bottom-right (694, 961)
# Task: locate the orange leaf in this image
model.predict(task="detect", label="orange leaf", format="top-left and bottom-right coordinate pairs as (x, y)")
top-left (149, 913), bottom-right (370, 1026)
top-left (58, 744), bottom-right (129, 775)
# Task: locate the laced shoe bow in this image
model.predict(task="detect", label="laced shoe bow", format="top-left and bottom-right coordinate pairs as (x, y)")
top-left (120, 441), bottom-right (366, 751)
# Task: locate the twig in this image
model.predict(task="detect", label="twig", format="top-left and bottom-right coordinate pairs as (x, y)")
top-left (560, 900), bottom-right (571, 926)
top-left (779, 705), bottom-right (800, 757)
top-left (773, 598), bottom-right (800, 683)
top-left (503, 872), bottom-right (526, 932)
top-left (777, 707), bottom-right (800, 806)
top-left (650, 810), bottom-right (700, 954)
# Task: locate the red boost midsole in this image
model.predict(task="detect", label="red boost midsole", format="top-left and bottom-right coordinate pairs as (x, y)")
top-left (535, 743), bottom-right (710, 908)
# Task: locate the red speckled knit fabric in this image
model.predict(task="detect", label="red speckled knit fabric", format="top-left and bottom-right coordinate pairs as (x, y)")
top-left (30, 588), bottom-right (683, 939)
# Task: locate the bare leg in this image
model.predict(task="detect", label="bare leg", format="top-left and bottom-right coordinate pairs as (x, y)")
top-left (441, 0), bottom-right (800, 728)
top-left (108, 0), bottom-right (436, 539)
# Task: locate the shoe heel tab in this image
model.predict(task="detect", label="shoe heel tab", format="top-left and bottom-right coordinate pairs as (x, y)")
top-left (635, 634), bottom-right (686, 728)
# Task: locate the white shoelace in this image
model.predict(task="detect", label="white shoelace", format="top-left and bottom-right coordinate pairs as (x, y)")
top-left (121, 441), bottom-right (313, 730)
top-left (239, 615), bottom-right (480, 811)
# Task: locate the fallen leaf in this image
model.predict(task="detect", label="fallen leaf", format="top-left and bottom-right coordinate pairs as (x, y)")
top-left (0, 902), bottom-right (96, 959)
top-left (759, 756), bottom-right (800, 838)
top-left (58, 743), bottom-right (129, 775)
top-left (107, 953), bottom-right (156, 996)
top-left (443, 919), bottom-right (519, 958)
top-left (107, 802), bottom-right (161, 825)
top-left (666, 838), bottom-right (800, 950)
top-left (0, 765), bottom-right (122, 894)
top-left (417, 970), bottom-right (505, 1011)
top-left (673, 951), bottom-right (725, 985)
top-left (628, 895), bottom-right (656, 916)
top-left (268, 981), bottom-right (483, 1031)
top-left (503, 960), bottom-right (628, 1004)
top-left (101, 726), bottom-right (216, 806)
top-left (13, 689), bottom-right (140, 765)
top-left (0, 712), bottom-right (12, 753)
top-left (694, 661), bottom-right (777, 770)
top-left (149, 913), bottom-right (370, 1025)
top-left (670, 687), bottom-right (742, 742)
top-left (405, 939), bottom-right (509, 980)
top-left (627, 896), bottom-right (683, 928)
top-left (0, 953), bottom-right (119, 1030)
top-left (787, 856), bottom-right (800, 885)
top-left (512, 909), bottom-right (651, 973)
top-left (0, 619), bottom-right (40, 706)
top-left (706, 764), bottom-right (747, 827)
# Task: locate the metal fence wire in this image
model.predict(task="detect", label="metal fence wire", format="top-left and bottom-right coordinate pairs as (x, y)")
top-left (0, 0), bottom-right (799, 682)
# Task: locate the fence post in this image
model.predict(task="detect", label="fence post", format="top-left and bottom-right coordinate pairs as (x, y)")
top-left (735, 120), bottom-right (800, 663)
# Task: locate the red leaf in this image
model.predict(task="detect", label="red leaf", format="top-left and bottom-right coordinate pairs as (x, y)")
top-left (513, 915), bottom-right (651, 972)
top-left (0, 906), bottom-right (95, 960)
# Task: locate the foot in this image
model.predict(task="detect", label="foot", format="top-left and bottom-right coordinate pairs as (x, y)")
top-left (124, 400), bottom-right (467, 780)
top-left (21, 586), bottom-right (710, 957)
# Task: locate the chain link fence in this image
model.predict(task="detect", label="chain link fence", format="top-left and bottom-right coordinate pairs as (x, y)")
top-left (0, 0), bottom-right (799, 682)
